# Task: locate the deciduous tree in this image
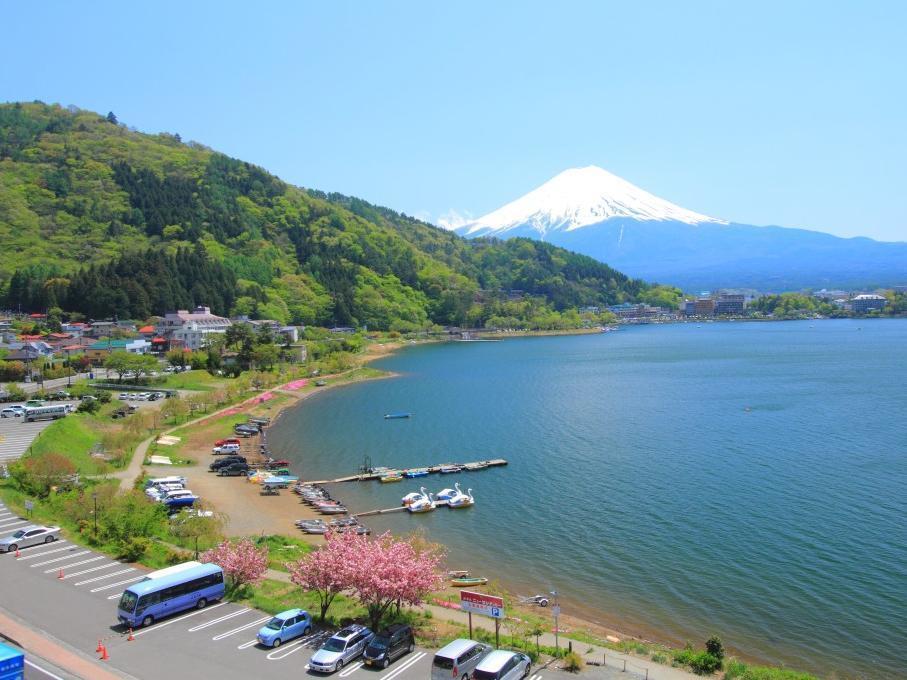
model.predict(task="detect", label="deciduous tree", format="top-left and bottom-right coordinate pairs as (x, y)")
top-left (200, 538), bottom-right (268, 594)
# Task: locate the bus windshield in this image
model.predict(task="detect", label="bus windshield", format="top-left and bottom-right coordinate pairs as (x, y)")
top-left (119, 591), bottom-right (138, 613)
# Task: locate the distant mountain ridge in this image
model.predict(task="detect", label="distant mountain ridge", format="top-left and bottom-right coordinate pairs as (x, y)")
top-left (457, 166), bottom-right (907, 291)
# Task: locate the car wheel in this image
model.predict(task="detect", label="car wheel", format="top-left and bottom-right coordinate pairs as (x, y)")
top-left (272, 638), bottom-right (281, 648)
top-left (304, 626), bottom-right (311, 636)
top-left (522, 665), bottom-right (530, 679)
top-left (44, 535), bottom-right (54, 543)
top-left (196, 598), bottom-right (207, 610)
top-left (336, 659), bottom-right (344, 672)
top-left (142, 615), bottom-right (154, 628)
top-left (407, 642), bottom-right (414, 654)
top-left (462, 674), bottom-right (469, 680)
top-left (8, 544), bottom-right (17, 552)
top-left (382, 658), bottom-right (390, 669)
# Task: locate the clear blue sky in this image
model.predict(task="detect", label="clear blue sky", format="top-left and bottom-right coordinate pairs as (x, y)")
top-left (3, 1), bottom-right (905, 241)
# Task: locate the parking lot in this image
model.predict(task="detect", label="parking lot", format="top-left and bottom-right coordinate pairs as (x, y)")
top-left (0, 499), bottom-right (577, 680)
top-left (0, 402), bottom-right (78, 467)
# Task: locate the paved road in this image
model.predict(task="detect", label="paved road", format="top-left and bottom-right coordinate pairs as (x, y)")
top-left (0, 501), bottom-right (646, 680)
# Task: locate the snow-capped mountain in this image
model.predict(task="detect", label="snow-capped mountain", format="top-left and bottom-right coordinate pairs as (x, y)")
top-left (461, 165), bottom-right (724, 238)
top-left (455, 166), bottom-right (907, 291)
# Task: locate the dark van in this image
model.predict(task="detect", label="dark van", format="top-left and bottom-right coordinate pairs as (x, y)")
top-left (362, 623), bottom-right (414, 668)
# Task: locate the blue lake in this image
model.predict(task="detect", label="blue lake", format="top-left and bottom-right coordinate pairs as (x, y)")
top-left (268, 320), bottom-right (907, 678)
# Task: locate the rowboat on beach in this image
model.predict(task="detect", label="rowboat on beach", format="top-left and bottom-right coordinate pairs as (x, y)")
top-left (447, 570), bottom-right (470, 578)
top-left (450, 576), bottom-right (488, 587)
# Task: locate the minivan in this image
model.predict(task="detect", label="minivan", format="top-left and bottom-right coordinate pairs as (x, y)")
top-left (431, 639), bottom-right (492, 680)
top-left (362, 623), bottom-right (414, 668)
top-left (472, 651), bottom-right (531, 680)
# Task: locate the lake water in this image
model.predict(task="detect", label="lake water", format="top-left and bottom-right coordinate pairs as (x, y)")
top-left (268, 320), bottom-right (907, 678)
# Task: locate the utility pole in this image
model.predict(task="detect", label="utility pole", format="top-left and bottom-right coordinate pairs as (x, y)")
top-left (92, 493), bottom-right (98, 538)
top-left (550, 589), bottom-right (560, 656)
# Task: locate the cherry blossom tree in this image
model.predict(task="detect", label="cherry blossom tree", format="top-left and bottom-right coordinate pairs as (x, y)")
top-left (287, 530), bottom-right (356, 622)
top-left (347, 531), bottom-right (445, 630)
top-left (201, 538), bottom-right (269, 594)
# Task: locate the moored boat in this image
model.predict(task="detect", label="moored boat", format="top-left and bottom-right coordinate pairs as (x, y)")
top-left (440, 464), bottom-right (465, 474)
top-left (384, 412), bottom-right (412, 419)
top-left (407, 493), bottom-right (435, 513)
top-left (403, 468), bottom-right (429, 478)
top-left (450, 576), bottom-right (488, 587)
top-left (447, 488), bottom-right (475, 508)
top-left (380, 474), bottom-right (403, 483)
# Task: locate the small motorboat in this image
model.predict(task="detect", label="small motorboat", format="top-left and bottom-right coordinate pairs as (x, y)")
top-left (435, 483), bottom-right (462, 501)
top-left (318, 505), bottom-right (348, 515)
top-left (380, 474), bottom-right (403, 483)
top-left (300, 524), bottom-right (328, 534)
top-left (465, 462), bottom-right (488, 471)
top-left (402, 487), bottom-right (428, 506)
top-left (404, 468), bottom-right (429, 478)
top-left (328, 517), bottom-right (359, 528)
top-left (447, 570), bottom-right (470, 578)
top-left (450, 576), bottom-right (488, 587)
top-left (384, 412), bottom-right (411, 419)
top-left (440, 464), bottom-right (464, 474)
top-left (407, 493), bottom-right (435, 513)
top-left (448, 488), bottom-right (475, 509)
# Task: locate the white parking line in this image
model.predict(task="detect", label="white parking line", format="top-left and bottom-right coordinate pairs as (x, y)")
top-left (266, 633), bottom-right (319, 661)
top-left (212, 616), bottom-right (270, 640)
top-left (15, 544), bottom-right (71, 560)
top-left (0, 519), bottom-right (27, 529)
top-left (131, 602), bottom-right (228, 637)
top-left (74, 568), bottom-right (135, 585)
top-left (64, 562), bottom-right (121, 579)
top-left (43, 555), bottom-right (104, 573)
top-left (0, 511), bottom-right (13, 518)
top-left (237, 638), bottom-right (260, 649)
top-left (90, 576), bottom-right (144, 592)
top-left (29, 550), bottom-right (90, 567)
top-left (337, 661), bottom-right (364, 676)
top-left (24, 659), bottom-right (67, 680)
top-left (187, 608), bottom-right (250, 632)
top-left (379, 652), bottom-right (427, 680)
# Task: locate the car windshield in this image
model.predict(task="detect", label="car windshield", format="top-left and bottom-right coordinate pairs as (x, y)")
top-left (119, 591), bottom-right (138, 612)
top-left (369, 636), bottom-right (390, 649)
top-left (11, 530), bottom-right (26, 538)
top-left (265, 617), bottom-right (283, 630)
top-left (322, 638), bottom-right (347, 652)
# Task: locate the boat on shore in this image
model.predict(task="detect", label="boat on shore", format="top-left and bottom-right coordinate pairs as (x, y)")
top-left (450, 576), bottom-right (488, 587)
top-left (447, 570), bottom-right (470, 578)
top-left (384, 412), bottom-right (411, 419)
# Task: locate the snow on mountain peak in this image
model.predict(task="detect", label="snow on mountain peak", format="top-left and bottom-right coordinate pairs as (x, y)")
top-left (461, 165), bottom-right (724, 237)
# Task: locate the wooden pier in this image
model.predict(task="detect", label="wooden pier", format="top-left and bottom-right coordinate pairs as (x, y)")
top-left (307, 458), bottom-right (507, 485)
top-left (355, 498), bottom-right (454, 518)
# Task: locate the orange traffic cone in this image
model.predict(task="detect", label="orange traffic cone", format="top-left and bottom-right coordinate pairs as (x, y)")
top-left (15, 548), bottom-right (20, 558)
top-left (127, 628), bottom-right (135, 642)
top-left (100, 644), bottom-right (109, 661)
top-left (58, 568), bottom-right (64, 579)
top-left (96, 639), bottom-right (103, 653)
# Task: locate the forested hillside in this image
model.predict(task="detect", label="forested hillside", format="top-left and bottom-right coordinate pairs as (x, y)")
top-left (0, 102), bottom-right (653, 329)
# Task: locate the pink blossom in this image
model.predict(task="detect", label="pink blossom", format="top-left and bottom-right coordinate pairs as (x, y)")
top-left (201, 538), bottom-right (269, 593)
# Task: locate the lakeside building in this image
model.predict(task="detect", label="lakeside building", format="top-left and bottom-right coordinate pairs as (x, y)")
top-left (715, 294), bottom-right (746, 315)
top-left (84, 338), bottom-right (151, 361)
top-left (158, 306), bottom-right (232, 350)
top-left (851, 294), bottom-right (887, 314)
top-left (694, 298), bottom-right (716, 316)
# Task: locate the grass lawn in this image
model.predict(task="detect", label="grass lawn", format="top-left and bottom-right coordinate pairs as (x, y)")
top-left (153, 370), bottom-right (228, 392)
top-left (29, 413), bottom-right (110, 474)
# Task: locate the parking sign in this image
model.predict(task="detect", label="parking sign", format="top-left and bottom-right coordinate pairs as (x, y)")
top-left (460, 590), bottom-right (505, 619)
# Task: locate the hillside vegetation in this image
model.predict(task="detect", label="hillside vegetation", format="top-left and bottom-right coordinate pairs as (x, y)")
top-left (0, 102), bottom-right (651, 329)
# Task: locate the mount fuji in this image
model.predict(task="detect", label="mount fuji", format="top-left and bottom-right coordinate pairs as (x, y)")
top-left (455, 166), bottom-right (907, 291)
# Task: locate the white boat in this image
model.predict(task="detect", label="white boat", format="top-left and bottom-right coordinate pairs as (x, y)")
top-left (318, 505), bottom-right (349, 515)
top-left (447, 488), bottom-right (474, 508)
top-left (407, 493), bottom-right (435, 513)
top-left (435, 483), bottom-right (461, 501)
top-left (401, 487), bottom-right (428, 506)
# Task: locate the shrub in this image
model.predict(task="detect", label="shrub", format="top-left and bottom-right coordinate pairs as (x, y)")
top-left (562, 651), bottom-right (584, 673)
top-left (689, 652), bottom-right (722, 675)
top-left (77, 399), bottom-right (100, 414)
top-left (705, 635), bottom-right (725, 660)
top-left (96, 390), bottom-right (112, 403)
top-left (652, 653), bottom-right (668, 664)
top-left (116, 536), bottom-right (152, 561)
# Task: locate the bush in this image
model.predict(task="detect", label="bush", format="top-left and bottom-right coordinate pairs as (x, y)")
top-left (96, 390), bottom-right (112, 403)
top-left (116, 536), bottom-right (152, 561)
top-left (652, 653), bottom-right (668, 664)
top-left (562, 651), bottom-right (584, 673)
top-left (689, 652), bottom-right (722, 675)
top-left (705, 635), bottom-right (724, 660)
top-left (77, 399), bottom-right (100, 414)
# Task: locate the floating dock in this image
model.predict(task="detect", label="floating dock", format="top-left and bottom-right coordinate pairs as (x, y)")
top-left (307, 459), bottom-right (507, 485)
top-left (355, 498), bottom-right (454, 517)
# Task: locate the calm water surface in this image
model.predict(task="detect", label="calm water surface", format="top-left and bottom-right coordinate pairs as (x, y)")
top-left (269, 320), bottom-right (907, 678)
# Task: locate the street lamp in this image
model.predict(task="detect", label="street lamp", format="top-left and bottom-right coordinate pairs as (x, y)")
top-left (550, 590), bottom-right (560, 656)
top-left (92, 493), bottom-right (98, 539)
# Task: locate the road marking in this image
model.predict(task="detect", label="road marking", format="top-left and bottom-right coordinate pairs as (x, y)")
top-left (379, 652), bottom-right (427, 680)
top-left (0, 511), bottom-right (13, 517)
top-left (74, 568), bottom-right (135, 585)
top-left (64, 562), bottom-right (121, 579)
top-left (187, 608), bottom-right (250, 631)
top-left (131, 602), bottom-right (228, 637)
top-left (29, 550), bottom-right (90, 567)
top-left (238, 638), bottom-right (260, 649)
top-left (213, 616), bottom-right (270, 640)
top-left (337, 661), bottom-right (364, 676)
top-left (24, 659), bottom-right (67, 680)
top-left (43, 555), bottom-right (105, 573)
top-left (0, 519), bottom-right (27, 528)
top-left (266, 633), bottom-right (319, 660)
top-left (15, 544), bottom-right (72, 560)
top-left (90, 576), bottom-right (144, 592)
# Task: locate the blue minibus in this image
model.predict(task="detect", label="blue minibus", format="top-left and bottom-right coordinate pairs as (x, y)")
top-left (117, 562), bottom-right (225, 628)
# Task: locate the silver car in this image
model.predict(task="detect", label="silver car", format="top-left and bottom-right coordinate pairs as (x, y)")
top-left (0, 525), bottom-right (61, 552)
top-left (309, 625), bottom-right (374, 673)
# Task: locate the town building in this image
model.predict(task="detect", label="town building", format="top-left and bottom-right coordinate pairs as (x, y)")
top-left (84, 338), bottom-right (151, 361)
top-left (715, 294), bottom-right (745, 315)
top-left (851, 294), bottom-right (887, 314)
top-left (694, 298), bottom-right (716, 316)
top-left (159, 306), bottom-right (232, 350)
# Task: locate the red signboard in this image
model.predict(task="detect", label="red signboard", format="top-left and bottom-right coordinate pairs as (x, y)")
top-left (460, 590), bottom-right (504, 618)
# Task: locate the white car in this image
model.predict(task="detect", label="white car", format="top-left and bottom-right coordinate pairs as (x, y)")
top-left (1, 407), bottom-right (23, 418)
top-left (0, 525), bottom-right (61, 552)
top-left (118, 393), bottom-right (131, 400)
top-left (309, 625), bottom-right (375, 673)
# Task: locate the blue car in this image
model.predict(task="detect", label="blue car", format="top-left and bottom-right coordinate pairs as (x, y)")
top-left (257, 608), bottom-right (312, 648)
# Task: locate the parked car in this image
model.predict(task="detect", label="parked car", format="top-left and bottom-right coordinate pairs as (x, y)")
top-left (0, 525), bottom-right (61, 552)
top-left (209, 456), bottom-right (247, 471)
top-left (472, 651), bottom-right (531, 680)
top-left (111, 409), bottom-right (130, 419)
top-left (80, 394), bottom-right (98, 402)
top-left (217, 463), bottom-right (250, 477)
top-left (212, 443), bottom-right (241, 454)
top-left (1, 407), bottom-right (22, 418)
top-left (214, 438), bottom-right (242, 448)
top-left (118, 393), bottom-right (131, 400)
top-left (47, 390), bottom-right (71, 401)
top-left (256, 608), bottom-right (312, 648)
top-left (234, 424), bottom-right (259, 435)
top-left (309, 624), bottom-right (374, 673)
top-left (431, 639), bottom-right (493, 680)
top-left (24, 400), bottom-right (44, 408)
top-left (362, 624), bottom-right (414, 668)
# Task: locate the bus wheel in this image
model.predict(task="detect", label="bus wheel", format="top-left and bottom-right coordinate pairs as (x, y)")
top-left (142, 615), bottom-right (154, 628)
top-left (196, 598), bottom-right (207, 610)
